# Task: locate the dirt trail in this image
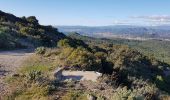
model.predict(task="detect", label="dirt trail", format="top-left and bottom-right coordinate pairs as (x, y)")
top-left (0, 49), bottom-right (33, 97)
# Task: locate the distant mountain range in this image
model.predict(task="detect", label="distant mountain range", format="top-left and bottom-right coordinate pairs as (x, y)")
top-left (57, 25), bottom-right (170, 40)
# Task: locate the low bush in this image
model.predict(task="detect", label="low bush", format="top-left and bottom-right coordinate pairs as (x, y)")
top-left (5, 83), bottom-right (50, 100)
top-left (61, 90), bottom-right (87, 100)
top-left (35, 47), bottom-right (46, 55)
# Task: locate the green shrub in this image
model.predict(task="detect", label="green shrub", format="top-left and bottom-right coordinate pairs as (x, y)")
top-left (57, 38), bottom-right (89, 49)
top-left (61, 90), bottom-right (87, 100)
top-left (112, 86), bottom-right (132, 100)
top-left (35, 47), bottom-right (46, 55)
top-left (57, 46), bottom-right (99, 70)
top-left (57, 39), bottom-right (73, 47)
top-left (112, 84), bottom-right (159, 100)
top-left (27, 70), bottom-right (41, 81)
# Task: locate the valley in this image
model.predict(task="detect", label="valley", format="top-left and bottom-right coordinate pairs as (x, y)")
top-left (58, 25), bottom-right (170, 41)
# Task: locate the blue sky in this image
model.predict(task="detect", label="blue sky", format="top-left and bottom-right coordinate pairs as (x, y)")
top-left (0, 0), bottom-right (170, 26)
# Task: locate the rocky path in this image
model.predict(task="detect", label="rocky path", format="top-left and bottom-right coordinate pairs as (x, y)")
top-left (0, 49), bottom-right (33, 97)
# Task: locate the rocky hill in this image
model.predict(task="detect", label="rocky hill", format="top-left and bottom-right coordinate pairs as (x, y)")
top-left (0, 10), bottom-right (66, 49)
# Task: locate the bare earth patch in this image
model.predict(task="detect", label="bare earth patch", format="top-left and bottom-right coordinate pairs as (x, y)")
top-left (0, 49), bottom-right (33, 97)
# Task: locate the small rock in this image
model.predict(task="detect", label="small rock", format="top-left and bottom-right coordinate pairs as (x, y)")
top-left (54, 95), bottom-right (60, 100)
top-left (87, 94), bottom-right (97, 100)
top-left (11, 73), bottom-right (20, 77)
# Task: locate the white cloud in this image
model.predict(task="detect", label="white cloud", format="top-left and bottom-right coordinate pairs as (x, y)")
top-left (130, 15), bottom-right (170, 25)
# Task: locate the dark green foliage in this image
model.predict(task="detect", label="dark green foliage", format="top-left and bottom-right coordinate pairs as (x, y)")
top-left (20, 27), bottom-right (38, 36)
top-left (0, 10), bottom-right (25, 23)
top-left (155, 75), bottom-right (170, 93)
top-left (26, 16), bottom-right (39, 25)
top-left (0, 27), bottom-right (23, 49)
top-left (68, 32), bottom-right (170, 65)
top-left (57, 39), bottom-right (73, 47)
top-left (57, 38), bottom-right (91, 52)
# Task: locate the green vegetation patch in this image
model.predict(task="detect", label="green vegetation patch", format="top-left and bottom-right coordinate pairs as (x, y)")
top-left (61, 90), bottom-right (88, 100)
top-left (19, 65), bottom-right (50, 74)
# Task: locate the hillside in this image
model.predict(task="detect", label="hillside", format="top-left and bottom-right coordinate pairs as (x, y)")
top-left (68, 32), bottom-right (170, 65)
top-left (1, 11), bottom-right (170, 100)
top-left (0, 10), bottom-right (66, 49)
top-left (2, 33), bottom-right (170, 99)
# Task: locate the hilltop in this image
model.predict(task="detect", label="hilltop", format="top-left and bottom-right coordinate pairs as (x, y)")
top-left (0, 10), bottom-right (66, 49)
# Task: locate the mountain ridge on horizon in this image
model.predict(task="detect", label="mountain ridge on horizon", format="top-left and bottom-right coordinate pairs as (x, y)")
top-left (57, 25), bottom-right (170, 40)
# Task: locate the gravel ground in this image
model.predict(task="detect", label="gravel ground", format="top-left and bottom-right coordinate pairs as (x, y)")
top-left (0, 49), bottom-right (33, 97)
